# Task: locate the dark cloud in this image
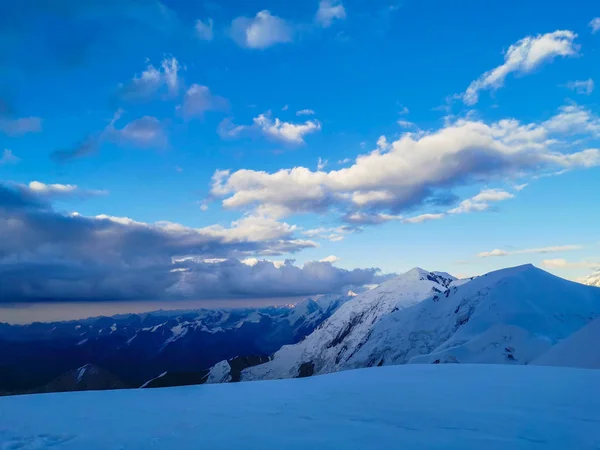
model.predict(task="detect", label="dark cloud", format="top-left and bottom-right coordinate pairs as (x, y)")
top-left (51, 137), bottom-right (99, 162)
top-left (51, 113), bottom-right (167, 163)
top-left (170, 259), bottom-right (392, 299)
top-left (0, 184), bottom-right (388, 302)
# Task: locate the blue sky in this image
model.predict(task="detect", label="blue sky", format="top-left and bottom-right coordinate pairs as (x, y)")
top-left (1, 0), bottom-right (600, 311)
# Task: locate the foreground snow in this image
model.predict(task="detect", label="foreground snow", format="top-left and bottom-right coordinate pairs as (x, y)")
top-left (533, 317), bottom-right (600, 369)
top-left (1, 365), bottom-right (599, 449)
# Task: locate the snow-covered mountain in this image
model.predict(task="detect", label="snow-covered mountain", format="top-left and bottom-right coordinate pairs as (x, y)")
top-left (0, 295), bottom-right (351, 395)
top-left (583, 270), bottom-right (600, 288)
top-left (242, 265), bottom-right (600, 381)
top-left (242, 268), bottom-right (459, 381)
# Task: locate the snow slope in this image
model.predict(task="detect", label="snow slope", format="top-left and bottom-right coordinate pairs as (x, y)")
top-left (583, 270), bottom-right (600, 288)
top-left (243, 268), bottom-right (457, 380)
top-left (243, 265), bottom-right (600, 381)
top-left (533, 317), bottom-right (600, 369)
top-left (0, 365), bottom-right (599, 450)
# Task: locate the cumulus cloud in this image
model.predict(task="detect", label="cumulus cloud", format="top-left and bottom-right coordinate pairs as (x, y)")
top-left (219, 112), bottom-right (321, 145)
top-left (590, 18), bottom-right (600, 34)
top-left (448, 188), bottom-right (514, 214)
top-left (254, 113), bottom-right (321, 144)
top-left (230, 10), bottom-right (293, 49)
top-left (0, 149), bottom-right (19, 165)
top-left (478, 245), bottom-right (582, 258)
top-left (463, 30), bottom-right (579, 105)
top-left (543, 104), bottom-right (600, 137)
top-left (320, 255), bottom-right (340, 263)
top-left (316, 0), bottom-right (347, 27)
top-left (178, 84), bottom-right (229, 119)
top-left (170, 259), bottom-right (390, 299)
top-left (119, 57), bottom-right (181, 100)
top-left (211, 105), bottom-right (600, 224)
top-left (0, 184), bottom-right (386, 302)
top-left (0, 116), bottom-right (42, 136)
top-left (564, 79), bottom-right (594, 95)
top-left (195, 18), bottom-right (214, 41)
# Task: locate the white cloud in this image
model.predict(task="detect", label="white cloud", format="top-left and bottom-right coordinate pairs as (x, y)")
top-left (231, 10), bottom-right (293, 49)
top-left (478, 249), bottom-right (509, 258)
top-left (338, 158), bottom-right (351, 164)
top-left (220, 112), bottom-right (321, 144)
top-left (120, 57), bottom-right (181, 99)
top-left (590, 18), bottom-right (600, 34)
top-left (398, 105), bottom-right (409, 115)
top-left (255, 113), bottom-right (321, 144)
top-left (212, 105), bottom-right (600, 223)
top-left (106, 114), bottom-right (168, 149)
top-left (351, 190), bottom-right (394, 207)
top-left (543, 104), bottom-right (600, 137)
top-left (541, 258), bottom-right (600, 269)
top-left (0, 149), bottom-right (20, 165)
top-left (448, 189), bottom-right (514, 214)
top-left (297, 109), bottom-right (316, 116)
top-left (195, 18), bottom-right (214, 41)
top-left (514, 183), bottom-right (528, 191)
top-left (240, 258), bottom-right (286, 268)
top-left (320, 255), bottom-right (340, 263)
top-left (564, 79), bottom-right (594, 95)
top-left (178, 84), bottom-right (228, 119)
top-left (402, 213), bottom-right (444, 224)
top-left (478, 245), bottom-right (582, 258)
top-left (199, 215), bottom-right (315, 248)
top-left (463, 30), bottom-right (579, 105)
top-left (302, 226), bottom-right (352, 242)
top-left (2, 184), bottom-right (390, 301)
top-left (282, 105), bottom-right (289, 111)
top-left (345, 213), bottom-right (403, 225)
top-left (316, 0), bottom-right (347, 27)
top-left (397, 120), bottom-right (416, 128)
top-left (0, 117), bottom-right (42, 137)
top-left (317, 157), bottom-right (328, 171)
top-left (20, 181), bottom-right (107, 198)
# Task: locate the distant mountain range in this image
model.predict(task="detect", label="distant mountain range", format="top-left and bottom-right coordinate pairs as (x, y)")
top-left (0, 293), bottom-right (352, 395)
top-left (2, 264), bottom-right (599, 396)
